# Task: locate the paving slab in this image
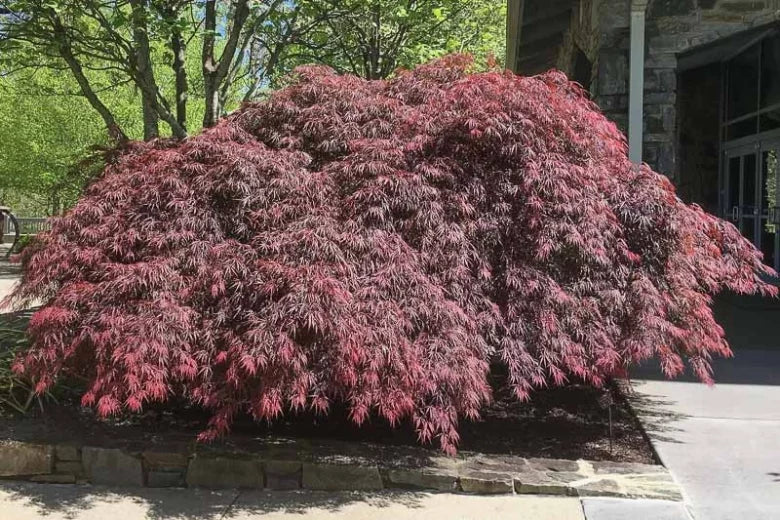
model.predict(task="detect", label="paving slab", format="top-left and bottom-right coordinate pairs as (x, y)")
top-left (0, 482), bottom-right (587, 519)
top-left (0, 276), bottom-right (18, 302)
top-left (581, 498), bottom-right (690, 520)
top-left (0, 265), bottom-right (36, 310)
top-left (231, 490), bottom-right (586, 520)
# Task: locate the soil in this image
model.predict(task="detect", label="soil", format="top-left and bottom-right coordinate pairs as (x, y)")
top-left (0, 383), bottom-right (655, 464)
top-left (0, 311), bottom-right (656, 464)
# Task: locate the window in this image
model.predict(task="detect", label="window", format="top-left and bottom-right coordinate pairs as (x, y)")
top-left (727, 43), bottom-right (759, 121)
top-left (723, 32), bottom-right (780, 142)
top-left (722, 31), bottom-right (780, 271)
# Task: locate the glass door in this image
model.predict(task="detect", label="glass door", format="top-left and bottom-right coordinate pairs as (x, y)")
top-left (723, 142), bottom-right (780, 271)
top-left (724, 145), bottom-right (759, 244)
top-left (720, 31), bottom-right (780, 272)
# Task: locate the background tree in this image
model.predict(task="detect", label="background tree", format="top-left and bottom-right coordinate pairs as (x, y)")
top-left (0, 0), bottom-right (310, 140)
top-left (291, 0), bottom-right (506, 79)
top-left (0, 67), bottom-right (142, 215)
top-left (1, 1), bottom-right (505, 140)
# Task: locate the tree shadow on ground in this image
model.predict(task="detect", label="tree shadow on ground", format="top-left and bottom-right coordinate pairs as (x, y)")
top-left (622, 383), bottom-right (689, 445)
top-left (0, 482), bottom-right (428, 520)
top-left (0, 263), bottom-right (20, 278)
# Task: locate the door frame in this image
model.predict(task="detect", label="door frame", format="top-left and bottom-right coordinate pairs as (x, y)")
top-left (722, 142), bottom-right (757, 233)
top-left (722, 136), bottom-right (780, 271)
top-left (758, 139), bottom-right (780, 270)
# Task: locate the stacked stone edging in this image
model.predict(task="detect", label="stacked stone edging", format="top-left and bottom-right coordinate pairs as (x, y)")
top-left (0, 438), bottom-right (682, 499)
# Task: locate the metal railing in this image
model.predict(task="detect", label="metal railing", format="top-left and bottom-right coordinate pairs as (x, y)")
top-left (2, 217), bottom-right (50, 235)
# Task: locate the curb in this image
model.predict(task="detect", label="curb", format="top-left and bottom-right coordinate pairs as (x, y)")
top-left (0, 438), bottom-right (684, 499)
top-left (620, 380), bottom-right (698, 520)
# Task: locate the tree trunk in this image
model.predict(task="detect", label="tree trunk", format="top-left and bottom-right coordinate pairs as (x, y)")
top-left (171, 29), bottom-right (188, 131)
top-left (369, 3), bottom-right (381, 80)
top-left (50, 192), bottom-right (61, 217)
top-left (130, 0), bottom-right (160, 140)
top-left (202, 0), bottom-right (250, 128)
top-left (204, 79), bottom-right (220, 128)
top-left (50, 14), bottom-right (127, 142)
top-left (202, 0), bottom-right (219, 128)
top-left (141, 91), bottom-right (159, 140)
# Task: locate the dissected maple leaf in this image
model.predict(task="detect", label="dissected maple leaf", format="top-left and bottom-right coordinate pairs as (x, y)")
top-left (5, 55), bottom-right (776, 454)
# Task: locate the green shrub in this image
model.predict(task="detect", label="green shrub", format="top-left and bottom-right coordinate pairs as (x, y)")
top-left (10, 234), bottom-right (33, 255)
top-left (0, 310), bottom-right (40, 413)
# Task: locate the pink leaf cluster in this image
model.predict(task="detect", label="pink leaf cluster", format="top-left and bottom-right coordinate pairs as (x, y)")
top-left (7, 56), bottom-right (777, 453)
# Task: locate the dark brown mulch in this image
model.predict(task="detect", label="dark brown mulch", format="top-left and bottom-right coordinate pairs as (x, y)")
top-left (0, 379), bottom-right (655, 464)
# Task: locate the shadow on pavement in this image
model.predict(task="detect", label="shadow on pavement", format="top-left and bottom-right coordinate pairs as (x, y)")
top-left (621, 385), bottom-right (688, 445)
top-left (0, 482), bottom-right (428, 520)
top-left (0, 264), bottom-right (20, 278)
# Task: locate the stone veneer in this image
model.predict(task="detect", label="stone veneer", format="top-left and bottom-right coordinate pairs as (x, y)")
top-left (548, 0), bottom-right (780, 181)
top-left (0, 438), bottom-right (682, 499)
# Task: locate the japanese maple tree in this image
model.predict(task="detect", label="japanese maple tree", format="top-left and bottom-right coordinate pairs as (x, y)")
top-left (5, 56), bottom-right (776, 454)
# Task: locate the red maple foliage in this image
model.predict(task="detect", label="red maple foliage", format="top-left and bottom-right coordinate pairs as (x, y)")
top-left (5, 56), bottom-right (777, 453)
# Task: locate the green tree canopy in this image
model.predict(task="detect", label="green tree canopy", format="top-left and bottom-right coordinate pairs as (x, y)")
top-left (289, 0), bottom-right (506, 79)
top-left (0, 67), bottom-right (142, 215)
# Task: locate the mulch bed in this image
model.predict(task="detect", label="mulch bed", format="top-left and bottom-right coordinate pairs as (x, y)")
top-left (0, 310), bottom-right (656, 465)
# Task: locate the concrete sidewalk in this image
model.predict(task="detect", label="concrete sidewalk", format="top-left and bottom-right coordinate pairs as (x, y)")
top-left (0, 243), bottom-right (21, 307)
top-left (0, 482), bottom-right (690, 520)
top-left (0, 483), bottom-right (583, 520)
top-left (0, 276), bottom-right (19, 302)
top-left (631, 349), bottom-right (780, 520)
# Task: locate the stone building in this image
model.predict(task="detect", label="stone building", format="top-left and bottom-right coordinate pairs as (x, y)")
top-left (507, 0), bottom-right (780, 274)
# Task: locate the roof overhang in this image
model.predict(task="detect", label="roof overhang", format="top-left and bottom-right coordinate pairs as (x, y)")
top-left (678, 22), bottom-right (780, 71)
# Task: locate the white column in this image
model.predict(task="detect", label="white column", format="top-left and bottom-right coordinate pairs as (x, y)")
top-left (628, 0), bottom-right (648, 164)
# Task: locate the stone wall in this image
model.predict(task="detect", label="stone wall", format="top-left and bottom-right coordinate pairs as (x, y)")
top-left (516, 0), bottom-right (780, 180)
top-left (588, 0), bottom-right (780, 181)
top-left (0, 439), bottom-right (682, 498)
top-left (642, 0), bottom-right (780, 180)
top-left (592, 0), bottom-right (632, 133)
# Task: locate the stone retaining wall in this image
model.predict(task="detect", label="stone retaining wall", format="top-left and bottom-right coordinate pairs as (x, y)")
top-left (0, 439), bottom-right (682, 499)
